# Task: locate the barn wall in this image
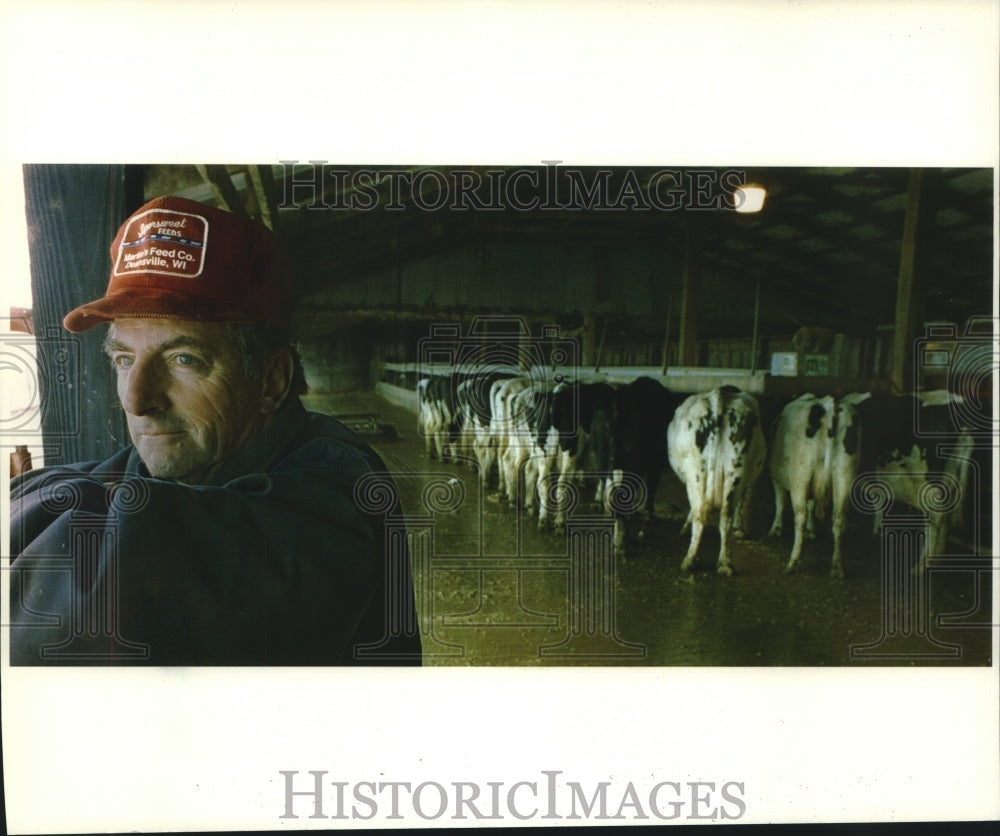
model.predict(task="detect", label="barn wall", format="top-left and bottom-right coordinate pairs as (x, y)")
top-left (299, 326), bottom-right (372, 393)
top-left (301, 238), bottom-right (771, 325)
top-left (295, 238), bottom-right (846, 392)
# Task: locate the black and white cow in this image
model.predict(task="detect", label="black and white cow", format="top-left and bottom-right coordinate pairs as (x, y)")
top-left (667, 386), bottom-right (767, 576)
top-left (417, 374), bottom-right (463, 461)
top-left (848, 390), bottom-right (975, 572)
top-left (454, 370), bottom-right (517, 487)
top-left (540, 380), bottom-right (617, 531)
top-left (499, 380), bottom-right (559, 512)
top-left (490, 375), bottom-right (534, 500)
top-left (768, 393), bottom-right (865, 578)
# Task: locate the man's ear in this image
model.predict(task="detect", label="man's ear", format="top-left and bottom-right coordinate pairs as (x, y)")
top-left (260, 347), bottom-right (295, 415)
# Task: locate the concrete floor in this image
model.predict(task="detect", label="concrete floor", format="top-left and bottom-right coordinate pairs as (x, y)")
top-left (303, 391), bottom-right (994, 667)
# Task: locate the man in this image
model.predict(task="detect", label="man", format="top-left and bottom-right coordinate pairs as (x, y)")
top-left (9, 195), bottom-right (422, 665)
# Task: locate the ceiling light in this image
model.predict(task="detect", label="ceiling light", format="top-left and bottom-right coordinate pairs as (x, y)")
top-left (734, 183), bottom-right (767, 213)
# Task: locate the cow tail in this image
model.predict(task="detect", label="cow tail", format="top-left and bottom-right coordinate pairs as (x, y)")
top-left (814, 397), bottom-right (834, 518)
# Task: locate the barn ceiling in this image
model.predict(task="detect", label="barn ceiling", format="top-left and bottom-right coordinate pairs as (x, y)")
top-left (140, 163), bottom-right (995, 339)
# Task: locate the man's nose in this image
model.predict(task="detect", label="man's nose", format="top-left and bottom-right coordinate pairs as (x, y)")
top-left (119, 357), bottom-right (170, 416)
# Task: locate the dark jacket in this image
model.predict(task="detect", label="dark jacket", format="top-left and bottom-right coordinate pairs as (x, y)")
top-left (9, 399), bottom-right (422, 665)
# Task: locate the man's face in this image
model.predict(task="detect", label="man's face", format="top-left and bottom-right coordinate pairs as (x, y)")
top-left (105, 318), bottom-right (266, 484)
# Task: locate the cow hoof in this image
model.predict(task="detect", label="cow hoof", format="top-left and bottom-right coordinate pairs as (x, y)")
top-left (716, 564), bottom-right (733, 577)
top-left (768, 527), bottom-right (782, 538)
top-left (830, 566), bottom-right (845, 579)
top-left (680, 559), bottom-right (694, 572)
top-left (732, 528), bottom-right (746, 541)
top-left (783, 563), bottom-right (797, 575)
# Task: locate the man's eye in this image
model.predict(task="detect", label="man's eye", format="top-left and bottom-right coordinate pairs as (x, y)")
top-left (173, 353), bottom-right (200, 367)
top-left (111, 355), bottom-right (134, 369)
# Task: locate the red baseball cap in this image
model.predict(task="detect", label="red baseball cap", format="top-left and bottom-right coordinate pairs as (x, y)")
top-left (63, 195), bottom-right (292, 333)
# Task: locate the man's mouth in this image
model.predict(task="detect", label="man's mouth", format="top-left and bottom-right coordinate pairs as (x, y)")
top-left (138, 429), bottom-right (186, 439)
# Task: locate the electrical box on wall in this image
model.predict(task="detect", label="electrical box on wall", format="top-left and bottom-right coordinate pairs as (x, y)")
top-left (803, 354), bottom-right (829, 376)
top-left (769, 352), bottom-right (798, 377)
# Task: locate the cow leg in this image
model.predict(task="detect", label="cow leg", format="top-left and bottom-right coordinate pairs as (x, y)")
top-left (805, 498), bottom-right (817, 540)
top-left (731, 497), bottom-right (747, 540)
top-left (613, 518), bottom-right (627, 559)
top-left (829, 498), bottom-right (846, 579)
top-left (608, 469), bottom-right (628, 558)
top-left (732, 475), bottom-right (755, 540)
top-left (500, 444), bottom-right (519, 507)
top-left (715, 487), bottom-right (736, 576)
top-left (644, 470), bottom-right (660, 521)
top-left (536, 454), bottom-right (554, 530)
top-left (477, 439), bottom-right (495, 490)
top-left (419, 403), bottom-right (434, 458)
top-left (769, 483), bottom-right (787, 538)
top-left (553, 449), bottom-right (573, 532)
top-left (784, 488), bottom-right (809, 574)
top-left (829, 473), bottom-right (854, 579)
top-left (872, 506), bottom-right (883, 537)
top-left (680, 486), bottom-right (706, 572)
top-left (523, 455), bottom-right (539, 513)
top-left (950, 454), bottom-right (970, 530)
top-left (496, 442), bottom-right (510, 499)
top-left (915, 513), bottom-right (948, 575)
top-left (681, 515), bottom-right (705, 572)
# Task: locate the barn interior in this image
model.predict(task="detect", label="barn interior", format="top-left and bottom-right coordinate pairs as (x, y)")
top-left (144, 164), bottom-right (995, 394)
top-left (9, 163), bottom-right (997, 666)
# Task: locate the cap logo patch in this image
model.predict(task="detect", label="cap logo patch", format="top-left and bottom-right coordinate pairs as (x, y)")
top-left (113, 208), bottom-right (209, 279)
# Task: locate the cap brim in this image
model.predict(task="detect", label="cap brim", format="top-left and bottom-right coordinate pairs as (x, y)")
top-left (63, 289), bottom-right (253, 333)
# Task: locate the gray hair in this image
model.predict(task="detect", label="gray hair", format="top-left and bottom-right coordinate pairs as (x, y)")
top-left (224, 322), bottom-right (309, 397)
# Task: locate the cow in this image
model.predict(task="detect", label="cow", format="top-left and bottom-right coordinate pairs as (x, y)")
top-left (417, 374), bottom-right (460, 461)
top-left (597, 377), bottom-right (687, 557)
top-left (767, 393), bottom-right (865, 578)
top-left (490, 375), bottom-right (533, 499)
top-left (498, 380), bottom-right (558, 513)
top-left (454, 370), bottom-right (517, 487)
top-left (848, 390), bottom-right (976, 573)
top-left (667, 386), bottom-right (767, 576)
top-left (539, 380), bottom-right (617, 531)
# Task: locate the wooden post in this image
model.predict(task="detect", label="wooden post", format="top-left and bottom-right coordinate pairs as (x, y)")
top-left (661, 295), bottom-right (674, 375)
top-left (581, 314), bottom-right (597, 367)
top-left (594, 317), bottom-right (609, 373)
top-left (750, 276), bottom-right (761, 374)
top-left (678, 220), bottom-right (701, 367)
top-left (890, 169), bottom-right (926, 393)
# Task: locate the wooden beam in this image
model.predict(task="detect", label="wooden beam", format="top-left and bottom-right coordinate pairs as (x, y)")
top-left (195, 164), bottom-right (243, 214)
top-left (247, 164), bottom-right (279, 231)
top-left (889, 168), bottom-right (925, 393)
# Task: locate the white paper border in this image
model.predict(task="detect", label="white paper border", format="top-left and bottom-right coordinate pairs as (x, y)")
top-left (2, 1), bottom-right (998, 832)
